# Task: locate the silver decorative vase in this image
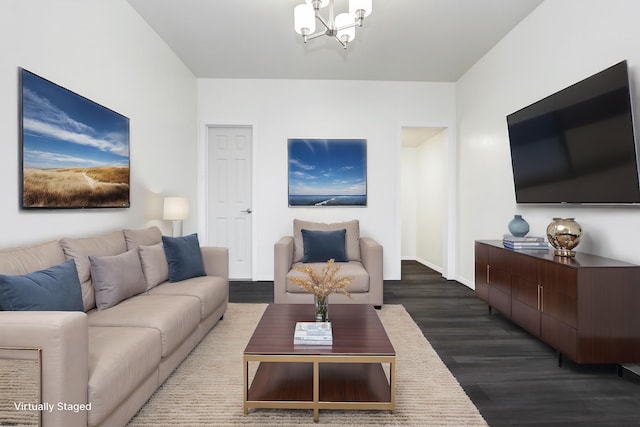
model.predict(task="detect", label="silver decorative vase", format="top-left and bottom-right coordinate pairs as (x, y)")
top-left (546, 218), bottom-right (582, 257)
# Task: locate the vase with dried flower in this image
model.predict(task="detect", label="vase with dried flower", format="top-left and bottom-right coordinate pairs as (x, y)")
top-left (289, 259), bottom-right (354, 322)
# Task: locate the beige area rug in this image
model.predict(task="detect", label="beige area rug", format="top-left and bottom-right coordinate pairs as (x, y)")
top-left (0, 356), bottom-right (40, 426)
top-left (128, 303), bottom-right (487, 426)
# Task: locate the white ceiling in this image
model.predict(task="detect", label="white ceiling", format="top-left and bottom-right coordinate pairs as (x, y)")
top-left (127, 0), bottom-right (544, 82)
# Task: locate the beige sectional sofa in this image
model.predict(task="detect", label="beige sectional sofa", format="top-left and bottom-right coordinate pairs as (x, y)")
top-left (0, 227), bottom-right (228, 427)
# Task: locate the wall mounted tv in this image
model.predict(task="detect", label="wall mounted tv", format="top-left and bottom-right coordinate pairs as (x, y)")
top-left (506, 60), bottom-right (640, 205)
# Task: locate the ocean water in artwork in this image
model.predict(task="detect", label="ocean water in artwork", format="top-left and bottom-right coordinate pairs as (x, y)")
top-left (289, 195), bottom-right (367, 207)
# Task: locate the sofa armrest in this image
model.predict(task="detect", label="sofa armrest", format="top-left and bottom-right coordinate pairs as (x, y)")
top-left (360, 237), bottom-right (384, 307)
top-left (201, 246), bottom-right (229, 279)
top-left (0, 311), bottom-right (89, 427)
top-left (274, 236), bottom-right (294, 303)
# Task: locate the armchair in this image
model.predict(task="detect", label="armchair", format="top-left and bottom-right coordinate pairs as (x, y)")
top-left (274, 219), bottom-right (383, 308)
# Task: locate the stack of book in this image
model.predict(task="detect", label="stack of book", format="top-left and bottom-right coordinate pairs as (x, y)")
top-left (503, 234), bottom-right (549, 250)
top-left (294, 322), bottom-right (333, 346)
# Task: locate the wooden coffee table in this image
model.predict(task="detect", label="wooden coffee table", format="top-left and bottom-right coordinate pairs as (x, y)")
top-left (243, 304), bottom-right (396, 422)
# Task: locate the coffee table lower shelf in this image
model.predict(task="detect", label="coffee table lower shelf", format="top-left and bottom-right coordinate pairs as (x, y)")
top-left (243, 355), bottom-right (395, 422)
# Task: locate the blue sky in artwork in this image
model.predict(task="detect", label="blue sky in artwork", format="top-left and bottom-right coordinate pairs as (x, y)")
top-left (21, 70), bottom-right (129, 169)
top-left (288, 139), bottom-right (367, 196)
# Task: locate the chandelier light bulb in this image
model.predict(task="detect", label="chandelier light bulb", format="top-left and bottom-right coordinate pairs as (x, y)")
top-left (294, 4), bottom-right (315, 35)
top-left (335, 13), bottom-right (356, 46)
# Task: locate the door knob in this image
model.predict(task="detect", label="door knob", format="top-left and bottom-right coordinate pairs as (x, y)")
top-left (241, 208), bottom-right (252, 214)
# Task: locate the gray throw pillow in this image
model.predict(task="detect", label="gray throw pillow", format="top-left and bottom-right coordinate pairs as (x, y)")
top-left (89, 249), bottom-right (146, 310)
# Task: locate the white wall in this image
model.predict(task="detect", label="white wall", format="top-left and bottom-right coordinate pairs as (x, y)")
top-left (198, 79), bottom-right (456, 280)
top-left (401, 147), bottom-right (418, 258)
top-left (0, 0), bottom-right (197, 247)
top-left (456, 0), bottom-right (640, 287)
top-left (401, 129), bottom-right (448, 273)
top-left (416, 130), bottom-right (448, 270)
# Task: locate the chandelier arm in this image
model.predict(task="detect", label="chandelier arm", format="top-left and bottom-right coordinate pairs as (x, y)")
top-left (335, 21), bottom-right (358, 32)
top-left (315, 14), bottom-right (331, 32)
top-left (306, 30), bottom-right (328, 41)
top-left (333, 34), bottom-right (348, 49)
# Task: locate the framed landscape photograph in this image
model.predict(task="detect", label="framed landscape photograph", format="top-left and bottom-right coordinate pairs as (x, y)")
top-left (20, 68), bottom-right (130, 209)
top-left (288, 138), bottom-right (367, 207)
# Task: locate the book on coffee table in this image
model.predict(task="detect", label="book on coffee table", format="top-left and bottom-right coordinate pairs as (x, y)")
top-left (294, 322), bottom-right (332, 345)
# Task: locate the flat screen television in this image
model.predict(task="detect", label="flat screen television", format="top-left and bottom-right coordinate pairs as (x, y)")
top-left (506, 60), bottom-right (640, 204)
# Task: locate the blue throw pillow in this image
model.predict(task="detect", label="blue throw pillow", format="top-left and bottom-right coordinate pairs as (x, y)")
top-left (0, 260), bottom-right (83, 311)
top-left (162, 233), bottom-right (206, 282)
top-left (301, 229), bottom-right (348, 263)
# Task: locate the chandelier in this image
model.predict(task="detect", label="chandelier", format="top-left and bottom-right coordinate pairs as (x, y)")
top-left (294, 0), bottom-right (372, 49)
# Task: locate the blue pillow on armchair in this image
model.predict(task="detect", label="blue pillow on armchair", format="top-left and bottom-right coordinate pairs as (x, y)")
top-left (162, 233), bottom-right (206, 282)
top-left (0, 260), bottom-right (83, 311)
top-left (301, 229), bottom-right (348, 263)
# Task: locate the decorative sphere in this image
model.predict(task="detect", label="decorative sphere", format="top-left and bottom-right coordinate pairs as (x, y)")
top-left (546, 218), bottom-right (582, 257)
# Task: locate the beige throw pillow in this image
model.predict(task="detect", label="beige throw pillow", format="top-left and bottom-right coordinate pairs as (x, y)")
top-left (138, 244), bottom-right (169, 290)
top-left (123, 227), bottom-right (163, 251)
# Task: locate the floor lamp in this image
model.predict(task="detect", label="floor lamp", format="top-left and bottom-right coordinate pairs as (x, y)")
top-left (163, 197), bottom-right (189, 237)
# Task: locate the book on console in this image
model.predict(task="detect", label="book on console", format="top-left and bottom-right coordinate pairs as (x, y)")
top-left (294, 322), bottom-right (333, 345)
top-left (503, 234), bottom-right (545, 242)
top-left (503, 241), bottom-right (549, 250)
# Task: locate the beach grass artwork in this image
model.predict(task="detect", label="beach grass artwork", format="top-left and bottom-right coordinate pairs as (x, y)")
top-left (20, 69), bottom-right (130, 209)
top-left (288, 138), bottom-right (367, 207)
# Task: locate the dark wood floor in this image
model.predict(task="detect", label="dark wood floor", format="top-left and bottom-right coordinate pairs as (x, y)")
top-left (229, 261), bottom-right (640, 426)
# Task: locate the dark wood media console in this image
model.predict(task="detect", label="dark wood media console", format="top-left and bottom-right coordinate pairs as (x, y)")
top-left (475, 240), bottom-right (640, 364)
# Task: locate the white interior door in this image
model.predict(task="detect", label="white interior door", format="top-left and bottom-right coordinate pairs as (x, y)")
top-left (206, 125), bottom-right (252, 279)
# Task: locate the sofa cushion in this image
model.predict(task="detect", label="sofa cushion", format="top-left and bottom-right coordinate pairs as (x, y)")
top-left (0, 259), bottom-right (83, 311)
top-left (294, 219), bottom-right (360, 262)
top-left (138, 244), bottom-right (169, 290)
top-left (286, 261), bottom-right (369, 293)
top-left (60, 230), bottom-right (127, 311)
top-left (89, 249), bottom-right (147, 310)
top-left (87, 295), bottom-right (200, 357)
top-left (162, 234), bottom-right (206, 282)
top-left (301, 229), bottom-right (348, 263)
top-left (88, 326), bottom-right (161, 426)
top-left (149, 275), bottom-right (228, 321)
top-left (123, 226), bottom-right (163, 250)
top-left (0, 240), bottom-right (66, 275)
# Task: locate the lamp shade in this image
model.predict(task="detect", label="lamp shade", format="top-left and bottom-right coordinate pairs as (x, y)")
top-left (294, 4), bottom-right (315, 34)
top-left (349, 0), bottom-right (372, 17)
top-left (163, 197), bottom-right (189, 220)
top-left (336, 13), bottom-right (356, 42)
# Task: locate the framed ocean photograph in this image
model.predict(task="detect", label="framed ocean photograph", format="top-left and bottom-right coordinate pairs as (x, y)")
top-left (288, 138), bottom-right (367, 207)
top-left (20, 68), bottom-right (130, 209)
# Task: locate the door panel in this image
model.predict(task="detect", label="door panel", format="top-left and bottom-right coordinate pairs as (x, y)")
top-left (207, 126), bottom-right (252, 279)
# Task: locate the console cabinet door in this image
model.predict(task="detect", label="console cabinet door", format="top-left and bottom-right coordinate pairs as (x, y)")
top-left (487, 246), bottom-right (512, 317)
top-left (540, 262), bottom-right (578, 360)
top-left (511, 255), bottom-right (541, 337)
top-left (474, 242), bottom-right (489, 302)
